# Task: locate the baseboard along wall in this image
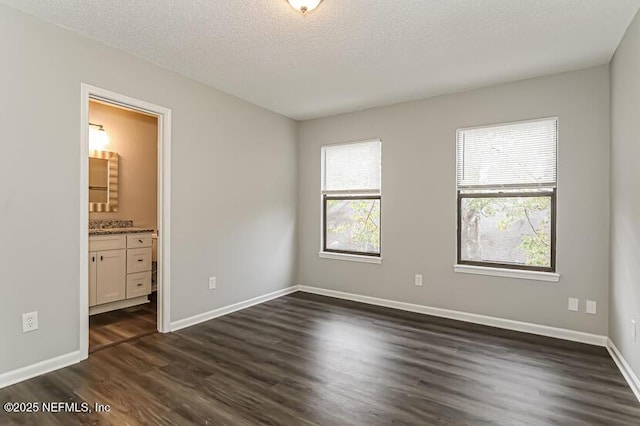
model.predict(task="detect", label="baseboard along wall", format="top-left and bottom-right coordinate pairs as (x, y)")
top-left (169, 286), bottom-right (300, 331)
top-left (2, 283), bottom-right (638, 404)
top-left (0, 351), bottom-right (82, 389)
top-left (297, 285), bottom-right (607, 346)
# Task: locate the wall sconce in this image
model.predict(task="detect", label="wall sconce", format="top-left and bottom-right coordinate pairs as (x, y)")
top-left (287, 0), bottom-right (323, 14)
top-left (89, 122), bottom-right (109, 151)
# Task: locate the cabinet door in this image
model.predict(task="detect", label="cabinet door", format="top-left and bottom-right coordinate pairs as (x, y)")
top-left (96, 249), bottom-right (126, 305)
top-left (89, 251), bottom-right (98, 307)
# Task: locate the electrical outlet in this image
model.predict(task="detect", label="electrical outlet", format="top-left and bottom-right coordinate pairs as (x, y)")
top-left (22, 311), bottom-right (38, 333)
top-left (632, 319), bottom-right (637, 342)
top-left (415, 274), bottom-right (423, 286)
top-left (209, 276), bottom-right (216, 290)
top-left (568, 298), bottom-right (579, 312)
top-left (586, 300), bottom-right (597, 315)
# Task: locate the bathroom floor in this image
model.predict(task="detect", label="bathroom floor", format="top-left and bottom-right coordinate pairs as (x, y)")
top-left (89, 292), bottom-right (157, 353)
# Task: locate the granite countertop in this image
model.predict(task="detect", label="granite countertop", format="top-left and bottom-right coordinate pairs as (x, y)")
top-left (89, 219), bottom-right (155, 236)
top-left (89, 227), bottom-right (155, 236)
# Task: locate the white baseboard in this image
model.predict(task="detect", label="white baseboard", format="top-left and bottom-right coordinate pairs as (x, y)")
top-left (0, 286), bottom-right (298, 390)
top-left (298, 285), bottom-right (608, 347)
top-left (89, 295), bottom-right (149, 315)
top-left (0, 351), bottom-right (82, 389)
top-left (606, 339), bottom-right (640, 402)
top-left (169, 285), bottom-right (299, 332)
top-left (0, 285), bottom-right (621, 395)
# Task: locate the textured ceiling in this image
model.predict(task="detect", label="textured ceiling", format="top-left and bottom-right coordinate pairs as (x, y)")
top-left (2, 0), bottom-right (639, 120)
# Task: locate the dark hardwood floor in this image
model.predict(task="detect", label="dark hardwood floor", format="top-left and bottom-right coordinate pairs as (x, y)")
top-left (89, 292), bottom-right (157, 353)
top-left (1, 292), bottom-right (639, 425)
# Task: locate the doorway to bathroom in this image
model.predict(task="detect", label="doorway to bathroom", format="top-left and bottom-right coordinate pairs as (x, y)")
top-left (80, 84), bottom-right (172, 359)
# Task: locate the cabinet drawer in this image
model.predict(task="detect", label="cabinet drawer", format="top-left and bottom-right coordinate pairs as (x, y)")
top-left (127, 247), bottom-right (152, 273)
top-left (127, 233), bottom-right (152, 248)
top-left (89, 235), bottom-right (126, 251)
top-left (126, 271), bottom-right (151, 299)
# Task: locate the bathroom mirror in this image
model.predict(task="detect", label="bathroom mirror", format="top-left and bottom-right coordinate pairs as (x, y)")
top-left (89, 150), bottom-right (119, 212)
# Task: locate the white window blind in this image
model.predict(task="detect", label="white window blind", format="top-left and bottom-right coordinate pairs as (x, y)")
top-left (456, 118), bottom-right (557, 189)
top-left (322, 140), bottom-right (381, 194)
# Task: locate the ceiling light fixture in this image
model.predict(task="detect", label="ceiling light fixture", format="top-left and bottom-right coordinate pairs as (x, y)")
top-left (89, 122), bottom-right (109, 151)
top-left (287, 0), bottom-right (323, 14)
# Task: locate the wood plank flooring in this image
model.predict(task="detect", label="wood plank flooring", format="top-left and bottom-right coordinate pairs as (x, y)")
top-left (89, 293), bottom-right (157, 353)
top-left (1, 292), bottom-right (639, 425)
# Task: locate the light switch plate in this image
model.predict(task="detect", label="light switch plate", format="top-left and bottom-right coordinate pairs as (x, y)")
top-left (633, 319), bottom-right (637, 342)
top-left (568, 298), bottom-right (579, 312)
top-left (209, 276), bottom-right (216, 290)
top-left (586, 300), bottom-right (597, 315)
top-left (415, 274), bottom-right (423, 286)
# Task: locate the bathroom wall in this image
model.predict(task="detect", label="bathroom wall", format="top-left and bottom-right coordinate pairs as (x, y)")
top-left (89, 100), bottom-right (158, 230)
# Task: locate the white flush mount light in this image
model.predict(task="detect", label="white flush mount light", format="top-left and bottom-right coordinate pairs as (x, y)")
top-left (89, 122), bottom-right (109, 151)
top-left (287, 0), bottom-right (323, 14)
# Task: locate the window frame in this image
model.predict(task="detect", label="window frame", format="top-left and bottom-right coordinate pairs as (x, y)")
top-left (455, 117), bottom-right (558, 274)
top-left (320, 139), bottom-right (382, 260)
top-left (322, 194), bottom-right (382, 257)
top-left (456, 189), bottom-right (557, 272)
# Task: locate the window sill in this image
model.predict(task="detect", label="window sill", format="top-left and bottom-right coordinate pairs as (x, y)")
top-left (319, 252), bottom-right (382, 264)
top-left (453, 264), bottom-right (560, 282)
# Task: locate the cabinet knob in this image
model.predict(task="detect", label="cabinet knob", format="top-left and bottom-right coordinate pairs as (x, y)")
top-left (138, 239), bottom-right (143, 243)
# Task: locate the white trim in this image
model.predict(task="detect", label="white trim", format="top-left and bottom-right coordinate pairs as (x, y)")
top-left (89, 296), bottom-right (149, 315)
top-left (606, 339), bottom-right (640, 402)
top-left (1, 285), bottom-right (296, 389)
top-left (319, 251), bottom-right (382, 264)
top-left (453, 264), bottom-right (560, 282)
top-left (298, 285), bottom-right (606, 346)
top-left (169, 286), bottom-right (299, 332)
top-left (79, 86), bottom-right (90, 361)
top-left (158, 107), bottom-right (172, 333)
top-left (80, 84), bottom-right (172, 362)
top-left (0, 351), bottom-right (81, 389)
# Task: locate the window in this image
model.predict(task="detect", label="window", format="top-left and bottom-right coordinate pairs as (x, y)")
top-left (456, 118), bottom-right (557, 272)
top-left (321, 140), bottom-right (381, 257)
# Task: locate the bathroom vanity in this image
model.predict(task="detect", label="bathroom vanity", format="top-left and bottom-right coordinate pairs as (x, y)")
top-left (89, 221), bottom-right (155, 315)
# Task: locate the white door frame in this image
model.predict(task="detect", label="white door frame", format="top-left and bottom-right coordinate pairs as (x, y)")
top-left (79, 83), bottom-right (172, 360)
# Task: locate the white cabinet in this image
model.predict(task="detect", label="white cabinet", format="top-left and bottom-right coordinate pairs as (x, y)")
top-left (89, 252), bottom-right (97, 307)
top-left (127, 271), bottom-right (152, 299)
top-left (127, 234), bottom-right (153, 249)
top-left (126, 234), bottom-right (152, 299)
top-left (93, 249), bottom-right (127, 305)
top-left (127, 247), bottom-right (152, 274)
top-left (89, 233), bottom-right (153, 313)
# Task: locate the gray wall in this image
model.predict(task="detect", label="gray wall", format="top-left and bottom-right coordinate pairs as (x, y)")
top-left (0, 5), bottom-right (297, 373)
top-left (298, 66), bottom-right (611, 335)
top-left (610, 10), bottom-right (640, 378)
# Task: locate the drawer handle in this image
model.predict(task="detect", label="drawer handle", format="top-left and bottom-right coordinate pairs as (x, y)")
top-left (138, 259), bottom-right (144, 262)
top-left (137, 283), bottom-right (143, 287)
top-left (92, 256), bottom-right (95, 262)
top-left (138, 239), bottom-right (143, 243)
top-left (100, 255), bottom-right (103, 261)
